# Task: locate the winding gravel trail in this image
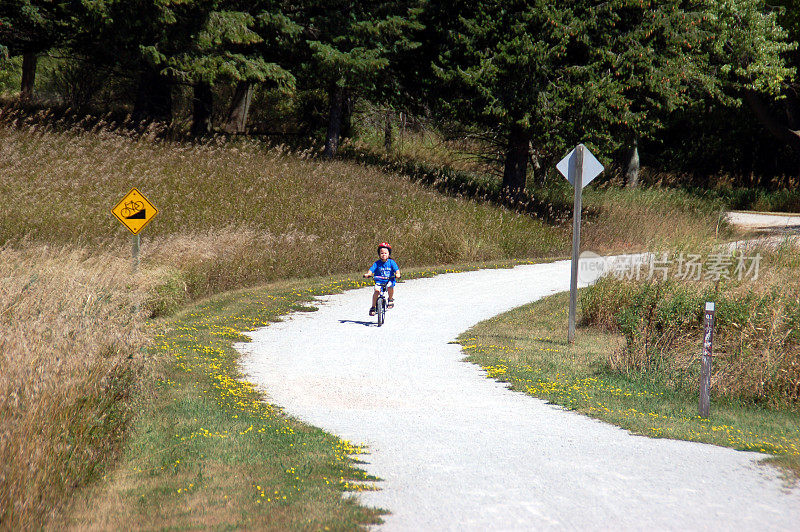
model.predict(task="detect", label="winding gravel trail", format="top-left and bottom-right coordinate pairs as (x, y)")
top-left (237, 260), bottom-right (800, 530)
top-left (727, 211), bottom-right (800, 233)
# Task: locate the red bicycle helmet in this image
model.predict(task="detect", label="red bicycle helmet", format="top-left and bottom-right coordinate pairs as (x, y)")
top-left (377, 242), bottom-right (392, 255)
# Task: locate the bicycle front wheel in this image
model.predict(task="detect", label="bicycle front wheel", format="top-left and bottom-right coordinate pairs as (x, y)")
top-left (377, 297), bottom-right (385, 326)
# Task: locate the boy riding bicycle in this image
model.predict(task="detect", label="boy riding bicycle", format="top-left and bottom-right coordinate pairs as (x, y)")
top-left (363, 242), bottom-right (400, 316)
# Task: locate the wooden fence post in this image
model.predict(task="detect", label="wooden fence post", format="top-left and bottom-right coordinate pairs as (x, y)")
top-left (699, 302), bottom-right (715, 418)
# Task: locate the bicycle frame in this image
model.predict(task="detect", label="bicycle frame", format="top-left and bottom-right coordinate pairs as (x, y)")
top-left (373, 275), bottom-right (395, 326)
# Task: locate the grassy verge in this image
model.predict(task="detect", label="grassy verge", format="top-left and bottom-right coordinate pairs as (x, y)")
top-left (459, 290), bottom-right (800, 479)
top-left (65, 275), bottom-right (385, 529)
top-left (0, 245), bottom-right (151, 529)
top-left (0, 119), bottom-right (739, 527)
top-left (64, 262), bottom-right (537, 529)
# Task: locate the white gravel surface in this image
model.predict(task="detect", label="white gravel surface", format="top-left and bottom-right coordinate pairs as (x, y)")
top-left (727, 211), bottom-right (800, 232)
top-left (237, 260), bottom-right (800, 530)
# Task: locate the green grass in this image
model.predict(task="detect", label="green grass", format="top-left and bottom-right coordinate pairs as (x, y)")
top-left (459, 290), bottom-right (800, 479)
top-left (66, 274), bottom-right (388, 529)
top-left (686, 186), bottom-right (800, 213)
top-left (0, 119), bottom-right (743, 528)
top-left (64, 262), bottom-right (545, 528)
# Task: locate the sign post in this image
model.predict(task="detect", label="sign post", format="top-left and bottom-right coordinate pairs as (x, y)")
top-left (568, 146), bottom-right (584, 344)
top-left (557, 144), bottom-right (604, 344)
top-left (112, 187), bottom-right (158, 274)
top-left (132, 234), bottom-right (141, 273)
top-left (699, 301), bottom-right (715, 418)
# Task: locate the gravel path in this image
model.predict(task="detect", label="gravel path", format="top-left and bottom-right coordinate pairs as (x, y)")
top-left (727, 211), bottom-right (800, 232)
top-left (237, 261), bottom-right (800, 530)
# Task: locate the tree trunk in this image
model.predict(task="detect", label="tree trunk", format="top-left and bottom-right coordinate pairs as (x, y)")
top-left (502, 123), bottom-right (531, 199)
top-left (132, 68), bottom-right (172, 124)
top-left (341, 90), bottom-right (354, 139)
top-left (529, 143), bottom-right (545, 186)
top-left (743, 89), bottom-right (800, 156)
top-left (20, 51), bottom-right (37, 101)
top-left (222, 81), bottom-right (253, 134)
top-left (384, 109), bottom-right (393, 151)
top-left (784, 91), bottom-right (799, 131)
top-left (191, 82), bottom-right (213, 137)
top-left (625, 139), bottom-right (640, 188)
top-left (323, 83), bottom-right (345, 159)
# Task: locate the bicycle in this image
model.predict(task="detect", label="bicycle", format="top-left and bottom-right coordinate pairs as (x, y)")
top-left (120, 200), bottom-right (144, 218)
top-left (373, 275), bottom-right (395, 326)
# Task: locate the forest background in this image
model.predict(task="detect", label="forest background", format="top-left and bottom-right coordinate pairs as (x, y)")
top-left (1, 0), bottom-right (799, 197)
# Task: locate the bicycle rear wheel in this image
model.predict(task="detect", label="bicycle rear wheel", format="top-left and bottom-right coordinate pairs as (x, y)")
top-left (377, 297), bottom-right (385, 326)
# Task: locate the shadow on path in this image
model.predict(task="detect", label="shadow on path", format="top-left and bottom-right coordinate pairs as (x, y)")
top-left (339, 319), bottom-right (376, 327)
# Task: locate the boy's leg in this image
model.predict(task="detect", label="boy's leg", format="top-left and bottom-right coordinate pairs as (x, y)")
top-left (369, 288), bottom-right (379, 316)
top-left (372, 287), bottom-right (380, 307)
top-left (387, 286), bottom-right (394, 308)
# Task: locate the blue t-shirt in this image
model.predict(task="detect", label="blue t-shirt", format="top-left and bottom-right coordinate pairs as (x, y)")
top-left (370, 259), bottom-right (399, 285)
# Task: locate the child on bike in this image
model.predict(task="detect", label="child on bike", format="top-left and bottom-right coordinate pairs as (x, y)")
top-left (363, 242), bottom-right (400, 316)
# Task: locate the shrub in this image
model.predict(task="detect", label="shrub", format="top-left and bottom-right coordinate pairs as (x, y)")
top-left (582, 251), bottom-right (800, 408)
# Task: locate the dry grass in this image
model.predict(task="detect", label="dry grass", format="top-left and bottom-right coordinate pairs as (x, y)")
top-left (0, 115), bottom-right (567, 301)
top-left (0, 111), bottom-right (735, 527)
top-left (348, 121), bottom-right (730, 255)
top-left (581, 241), bottom-right (800, 408)
top-left (0, 244), bottom-right (152, 528)
top-left (581, 186), bottom-right (730, 254)
top-left (349, 126), bottom-right (502, 176)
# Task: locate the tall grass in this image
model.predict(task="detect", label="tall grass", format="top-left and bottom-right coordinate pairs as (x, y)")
top-left (581, 242), bottom-right (800, 409)
top-left (0, 118), bottom-right (567, 301)
top-left (0, 245), bottom-right (151, 528)
top-left (0, 113), bottom-right (735, 527)
top-left (580, 186), bottom-right (730, 253)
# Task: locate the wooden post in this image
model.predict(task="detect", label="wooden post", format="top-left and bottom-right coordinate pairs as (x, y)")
top-left (699, 301), bottom-right (715, 418)
top-left (568, 145), bottom-right (585, 344)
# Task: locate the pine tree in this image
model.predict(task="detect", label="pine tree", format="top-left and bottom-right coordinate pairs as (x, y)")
top-left (146, 6), bottom-right (298, 135)
top-left (0, 1), bottom-right (68, 99)
top-left (428, 0), bottom-right (794, 196)
top-left (294, 0), bottom-right (422, 158)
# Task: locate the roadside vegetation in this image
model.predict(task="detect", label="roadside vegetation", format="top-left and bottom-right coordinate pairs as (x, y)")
top-left (0, 115), bottom-right (742, 528)
top-left (0, 246), bottom-right (151, 528)
top-left (65, 276), bottom-right (389, 530)
top-left (460, 240), bottom-right (800, 478)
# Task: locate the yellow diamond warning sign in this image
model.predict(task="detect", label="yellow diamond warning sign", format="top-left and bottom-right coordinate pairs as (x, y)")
top-left (112, 188), bottom-right (158, 235)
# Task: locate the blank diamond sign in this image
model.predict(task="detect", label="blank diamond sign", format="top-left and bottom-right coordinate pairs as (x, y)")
top-left (557, 145), bottom-right (604, 188)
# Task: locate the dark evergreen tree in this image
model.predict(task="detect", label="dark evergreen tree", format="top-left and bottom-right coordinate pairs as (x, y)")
top-left (428, 0), bottom-right (794, 196)
top-left (294, 0), bottom-right (422, 158)
top-left (0, 1), bottom-right (69, 99)
top-left (148, 6), bottom-right (298, 135)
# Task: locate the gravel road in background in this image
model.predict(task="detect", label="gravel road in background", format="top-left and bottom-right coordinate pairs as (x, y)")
top-left (727, 211), bottom-right (800, 232)
top-left (237, 261), bottom-right (800, 530)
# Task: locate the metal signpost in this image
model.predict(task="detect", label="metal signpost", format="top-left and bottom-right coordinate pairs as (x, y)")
top-left (699, 301), bottom-right (715, 418)
top-left (111, 187), bottom-right (159, 273)
top-left (557, 144), bottom-right (604, 344)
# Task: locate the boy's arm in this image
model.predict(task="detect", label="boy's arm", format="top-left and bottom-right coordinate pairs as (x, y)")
top-left (363, 271), bottom-right (373, 278)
